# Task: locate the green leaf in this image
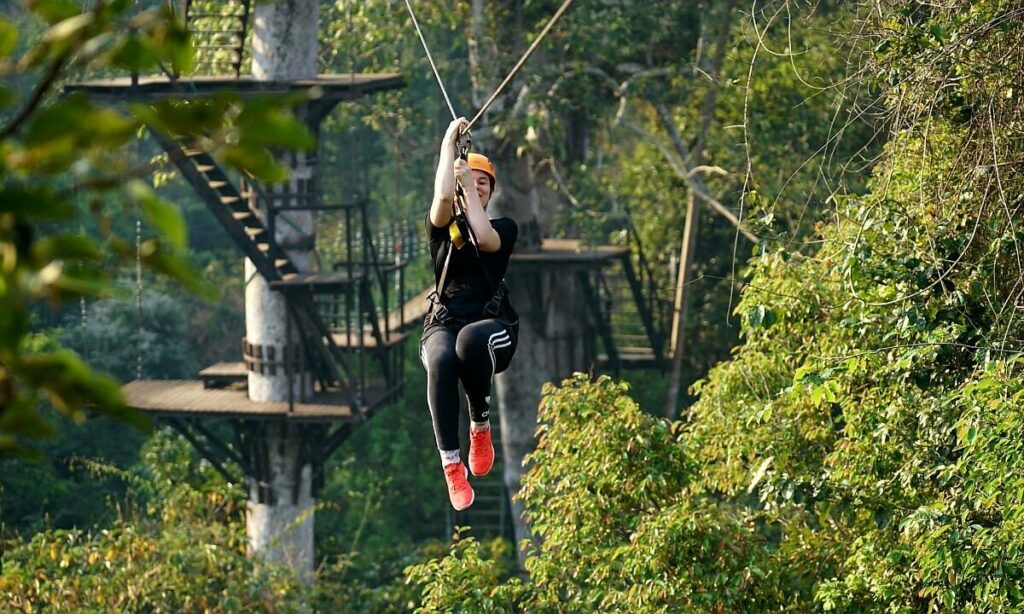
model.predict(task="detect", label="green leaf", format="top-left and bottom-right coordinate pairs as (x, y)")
top-left (24, 95), bottom-right (136, 149)
top-left (36, 12), bottom-right (95, 54)
top-left (0, 18), bottom-right (18, 58)
top-left (129, 181), bottom-right (187, 249)
top-left (219, 146), bottom-right (289, 183)
top-left (130, 94), bottom-right (235, 139)
top-left (106, 35), bottom-right (159, 73)
top-left (236, 103), bottom-right (316, 150)
top-left (31, 234), bottom-right (103, 263)
top-left (139, 240), bottom-right (215, 300)
top-left (0, 397), bottom-right (56, 440)
top-left (0, 84), bottom-right (15, 109)
top-left (27, 0), bottom-right (82, 24)
top-left (748, 305), bottom-right (776, 329)
top-left (0, 187), bottom-right (75, 219)
top-left (748, 456), bottom-right (774, 493)
top-left (15, 350), bottom-right (134, 425)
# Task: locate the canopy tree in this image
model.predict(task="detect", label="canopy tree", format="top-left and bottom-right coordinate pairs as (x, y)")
top-left (0, 0), bottom-right (320, 457)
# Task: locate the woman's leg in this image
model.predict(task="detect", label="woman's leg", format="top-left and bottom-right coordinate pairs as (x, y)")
top-left (420, 326), bottom-right (461, 453)
top-left (454, 319), bottom-right (517, 423)
top-left (421, 324), bottom-right (475, 510)
top-left (454, 319), bottom-right (516, 477)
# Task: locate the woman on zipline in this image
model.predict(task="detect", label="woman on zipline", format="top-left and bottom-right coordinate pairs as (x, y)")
top-left (421, 117), bottom-right (519, 511)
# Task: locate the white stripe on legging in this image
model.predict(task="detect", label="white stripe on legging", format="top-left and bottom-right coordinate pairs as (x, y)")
top-left (487, 329), bottom-right (510, 377)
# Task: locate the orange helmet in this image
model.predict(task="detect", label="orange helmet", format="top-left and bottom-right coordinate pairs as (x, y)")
top-left (467, 153), bottom-right (496, 189)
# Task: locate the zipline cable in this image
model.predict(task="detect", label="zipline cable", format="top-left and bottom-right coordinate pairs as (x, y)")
top-left (466, 0), bottom-right (574, 131)
top-left (404, 0), bottom-right (575, 132)
top-left (403, 0), bottom-right (459, 121)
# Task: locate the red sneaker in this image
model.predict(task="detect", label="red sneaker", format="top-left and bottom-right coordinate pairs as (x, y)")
top-left (443, 462), bottom-right (475, 511)
top-left (468, 428), bottom-right (494, 477)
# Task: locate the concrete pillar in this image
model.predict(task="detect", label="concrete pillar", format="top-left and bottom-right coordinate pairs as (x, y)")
top-left (244, 0), bottom-right (320, 582)
top-left (245, 423), bottom-right (314, 579)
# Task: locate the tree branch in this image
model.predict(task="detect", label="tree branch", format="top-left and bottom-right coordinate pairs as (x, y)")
top-left (629, 114), bottom-right (759, 243)
top-left (0, 50), bottom-right (72, 141)
top-left (694, 0), bottom-right (739, 159)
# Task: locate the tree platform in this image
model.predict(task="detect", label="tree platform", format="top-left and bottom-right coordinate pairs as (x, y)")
top-left (63, 73), bottom-right (405, 103)
top-left (121, 379), bottom-right (374, 422)
top-left (511, 239), bottom-right (628, 268)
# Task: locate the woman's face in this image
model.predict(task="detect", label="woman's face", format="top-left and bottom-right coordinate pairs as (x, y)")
top-left (472, 169), bottom-right (492, 209)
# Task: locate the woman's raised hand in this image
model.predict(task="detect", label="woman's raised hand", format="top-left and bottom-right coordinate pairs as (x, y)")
top-left (453, 157), bottom-right (473, 186)
top-left (444, 117), bottom-right (469, 146)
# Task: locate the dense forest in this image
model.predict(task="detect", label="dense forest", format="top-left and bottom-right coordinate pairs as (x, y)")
top-left (2, 0), bottom-right (1023, 611)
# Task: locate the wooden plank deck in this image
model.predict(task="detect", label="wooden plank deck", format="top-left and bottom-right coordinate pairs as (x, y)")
top-left (511, 239), bottom-right (627, 265)
top-left (198, 362), bottom-right (248, 387)
top-left (122, 380), bottom-right (358, 421)
top-left (390, 287), bottom-right (432, 330)
top-left (331, 331), bottom-right (408, 349)
top-left (270, 270), bottom-right (365, 291)
top-left (63, 73), bottom-right (405, 101)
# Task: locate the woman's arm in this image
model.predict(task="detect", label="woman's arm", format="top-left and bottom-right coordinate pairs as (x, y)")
top-left (454, 158), bottom-right (502, 252)
top-left (429, 118), bottom-right (467, 228)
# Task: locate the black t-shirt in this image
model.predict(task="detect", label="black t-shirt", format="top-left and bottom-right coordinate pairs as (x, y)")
top-left (426, 212), bottom-right (518, 320)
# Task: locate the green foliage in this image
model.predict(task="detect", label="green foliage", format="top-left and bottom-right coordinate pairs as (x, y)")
top-left (407, 2), bottom-right (1024, 611)
top-left (0, 0), bottom-right (317, 456)
top-left (407, 375), bottom-right (806, 611)
top-left (1, 432), bottom-right (301, 612)
top-left (62, 293), bottom-right (200, 381)
top-left (405, 535), bottom-right (523, 613)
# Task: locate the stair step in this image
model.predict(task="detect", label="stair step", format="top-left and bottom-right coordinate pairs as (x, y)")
top-left (256, 243), bottom-right (270, 253)
top-left (243, 227), bottom-right (265, 238)
top-left (195, 164), bottom-right (216, 173)
top-left (231, 211), bottom-right (253, 221)
top-left (220, 196), bottom-right (241, 205)
top-left (208, 180), bottom-right (228, 190)
top-left (189, 13), bottom-right (245, 19)
top-left (189, 29), bottom-right (246, 35)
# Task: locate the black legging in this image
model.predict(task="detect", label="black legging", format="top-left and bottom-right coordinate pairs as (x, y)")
top-left (420, 318), bottom-right (518, 451)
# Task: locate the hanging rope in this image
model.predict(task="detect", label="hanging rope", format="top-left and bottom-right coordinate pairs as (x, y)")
top-left (403, 0), bottom-right (458, 121)
top-left (467, 0), bottom-right (574, 131)
top-left (403, 0), bottom-right (575, 130)
top-left (135, 216), bottom-right (143, 381)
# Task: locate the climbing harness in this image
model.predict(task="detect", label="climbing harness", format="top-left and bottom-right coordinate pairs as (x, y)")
top-left (406, 0), bottom-right (558, 328)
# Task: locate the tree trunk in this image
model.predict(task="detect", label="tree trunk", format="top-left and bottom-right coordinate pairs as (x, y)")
top-left (664, 192), bottom-right (700, 418)
top-left (495, 265), bottom-right (597, 568)
top-left (467, 0), bottom-right (583, 569)
top-left (244, 0), bottom-right (319, 582)
top-left (663, 0), bottom-right (738, 419)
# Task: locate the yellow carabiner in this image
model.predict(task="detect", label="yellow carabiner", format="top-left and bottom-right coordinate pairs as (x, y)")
top-left (449, 218), bottom-right (466, 249)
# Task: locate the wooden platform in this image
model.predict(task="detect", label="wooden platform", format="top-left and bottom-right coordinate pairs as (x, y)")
top-left (63, 73), bottom-right (405, 102)
top-left (122, 380), bottom-right (359, 421)
top-left (331, 331), bottom-right (408, 349)
top-left (199, 361), bottom-right (248, 387)
top-left (385, 287), bottom-right (432, 331)
top-left (511, 239), bottom-right (627, 267)
top-left (270, 270), bottom-right (366, 292)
